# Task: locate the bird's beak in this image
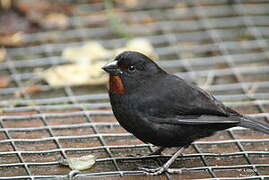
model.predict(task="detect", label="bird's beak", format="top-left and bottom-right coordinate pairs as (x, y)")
top-left (102, 60), bottom-right (122, 75)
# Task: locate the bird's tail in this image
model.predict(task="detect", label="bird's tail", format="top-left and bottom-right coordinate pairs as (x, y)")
top-left (239, 115), bottom-right (269, 134)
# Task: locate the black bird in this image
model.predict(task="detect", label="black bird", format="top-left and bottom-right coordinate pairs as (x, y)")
top-left (102, 51), bottom-right (269, 175)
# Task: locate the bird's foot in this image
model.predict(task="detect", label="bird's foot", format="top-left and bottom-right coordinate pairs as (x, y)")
top-left (139, 167), bottom-right (165, 175)
top-left (139, 167), bottom-right (184, 175)
top-left (148, 147), bottom-right (166, 156)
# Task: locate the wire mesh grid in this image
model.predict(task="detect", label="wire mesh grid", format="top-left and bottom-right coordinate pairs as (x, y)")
top-left (1, 0), bottom-right (269, 179)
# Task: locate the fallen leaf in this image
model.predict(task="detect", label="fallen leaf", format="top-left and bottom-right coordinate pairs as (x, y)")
top-left (17, 0), bottom-right (73, 16)
top-left (62, 38), bottom-right (157, 64)
top-left (59, 155), bottom-right (96, 171)
top-left (42, 13), bottom-right (69, 29)
top-left (45, 38), bottom-right (157, 87)
top-left (175, 2), bottom-right (188, 10)
top-left (1, 0), bottom-right (11, 9)
top-left (0, 32), bottom-right (25, 47)
top-left (14, 84), bottom-right (42, 97)
top-left (0, 48), bottom-right (6, 62)
top-left (41, 62), bottom-right (107, 87)
top-left (141, 17), bottom-right (155, 24)
top-left (115, 0), bottom-right (138, 7)
top-left (0, 76), bottom-right (10, 88)
top-left (62, 41), bottom-right (111, 63)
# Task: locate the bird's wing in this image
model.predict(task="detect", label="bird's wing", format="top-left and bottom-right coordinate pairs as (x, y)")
top-left (149, 75), bottom-right (240, 117)
top-left (148, 115), bottom-right (240, 125)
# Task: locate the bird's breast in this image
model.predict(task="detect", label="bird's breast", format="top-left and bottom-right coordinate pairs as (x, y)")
top-left (109, 93), bottom-right (191, 147)
top-left (109, 75), bottom-right (125, 95)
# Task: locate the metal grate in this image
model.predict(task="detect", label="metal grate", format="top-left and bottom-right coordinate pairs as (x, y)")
top-left (1, 0), bottom-right (269, 179)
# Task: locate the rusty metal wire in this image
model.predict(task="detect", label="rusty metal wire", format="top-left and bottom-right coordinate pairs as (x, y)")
top-left (1, 0), bottom-right (269, 179)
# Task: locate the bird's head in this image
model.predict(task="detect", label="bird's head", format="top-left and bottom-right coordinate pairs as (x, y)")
top-left (102, 51), bottom-right (165, 94)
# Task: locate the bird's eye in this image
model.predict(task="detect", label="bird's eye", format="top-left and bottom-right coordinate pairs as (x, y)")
top-left (128, 65), bottom-right (135, 72)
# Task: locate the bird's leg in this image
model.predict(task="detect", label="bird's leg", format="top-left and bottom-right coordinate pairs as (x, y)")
top-left (149, 147), bottom-right (166, 156)
top-left (140, 147), bottom-right (185, 175)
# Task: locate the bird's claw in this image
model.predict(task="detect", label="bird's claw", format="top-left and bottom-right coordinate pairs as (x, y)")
top-left (139, 167), bottom-right (165, 175)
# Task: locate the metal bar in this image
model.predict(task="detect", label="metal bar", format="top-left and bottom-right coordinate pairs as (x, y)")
top-left (2, 56), bottom-right (269, 84)
top-left (2, 148), bottom-right (269, 158)
top-left (2, 86), bottom-right (269, 107)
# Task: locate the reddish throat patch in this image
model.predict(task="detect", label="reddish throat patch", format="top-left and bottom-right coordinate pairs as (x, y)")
top-left (109, 75), bottom-right (125, 94)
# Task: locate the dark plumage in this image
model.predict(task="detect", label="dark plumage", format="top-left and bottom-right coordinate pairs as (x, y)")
top-left (102, 51), bottom-right (269, 175)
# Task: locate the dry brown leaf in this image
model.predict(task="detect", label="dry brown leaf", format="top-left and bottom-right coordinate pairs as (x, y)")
top-left (0, 76), bottom-right (10, 88)
top-left (115, 0), bottom-right (138, 7)
top-left (14, 84), bottom-right (42, 97)
top-left (41, 62), bottom-right (107, 87)
top-left (17, 0), bottom-right (73, 15)
top-left (175, 2), bottom-right (188, 10)
top-left (62, 41), bottom-right (111, 63)
top-left (49, 38), bottom-right (157, 87)
top-left (62, 38), bottom-right (157, 64)
top-left (0, 48), bottom-right (6, 62)
top-left (42, 13), bottom-right (69, 29)
top-left (60, 155), bottom-right (96, 170)
top-left (141, 17), bottom-right (155, 24)
top-left (1, 0), bottom-right (12, 9)
top-left (0, 32), bottom-right (25, 46)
